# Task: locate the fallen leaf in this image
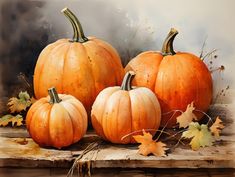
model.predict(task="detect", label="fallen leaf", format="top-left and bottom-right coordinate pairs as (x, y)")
top-left (7, 91), bottom-right (32, 113)
top-left (176, 102), bottom-right (197, 128)
top-left (0, 114), bottom-right (23, 127)
top-left (182, 122), bottom-right (214, 150)
top-left (133, 130), bottom-right (168, 157)
top-left (210, 117), bottom-right (225, 138)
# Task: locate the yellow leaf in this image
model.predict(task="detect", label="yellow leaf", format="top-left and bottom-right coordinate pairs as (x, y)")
top-left (7, 91), bottom-right (32, 113)
top-left (210, 117), bottom-right (225, 138)
top-left (133, 130), bottom-right (168, 157)
top-left (11, 115), bottom-right (23, 126)
top-left (182, 122), bottom-right (214, 150)
top-left (176, 102), bottom-right (197, 128)
top-left (0, 115), bottom-right (12, 126)
top-left (0, 114), bottom-right (23, 127)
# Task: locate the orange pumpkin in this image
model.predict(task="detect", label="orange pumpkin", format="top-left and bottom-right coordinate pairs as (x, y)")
top-left (91, 71), bottom-right (161, 144)
top-left (125, 28), bottom-right (212, 128)
top-left (34, 8), bottom-right (124, 114)
top-left (26, 87), bottom-right (87, 148)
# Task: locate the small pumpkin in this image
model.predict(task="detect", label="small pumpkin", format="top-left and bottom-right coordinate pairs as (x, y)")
top-left (125, 28), bottom-right (212, 128)
top-left (34, 8), bottom-right (124, 114)
top-left (91, 71), bottom-right (161, 144)
top-left (26, 87), bottom-right (87, 148)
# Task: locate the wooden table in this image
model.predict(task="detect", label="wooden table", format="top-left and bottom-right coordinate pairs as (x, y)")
top-left (0, 104), bottom-right (234, 177)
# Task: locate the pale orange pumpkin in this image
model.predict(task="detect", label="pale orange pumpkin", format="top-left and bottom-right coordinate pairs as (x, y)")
top-left (91, 71), bottom-right (161, 144)
top-left (125, 28), bottom-right (213, 128)
top-left (26, 87), bottom-right (87, 148)
top-left (34, 8), bottom-right (124, 114)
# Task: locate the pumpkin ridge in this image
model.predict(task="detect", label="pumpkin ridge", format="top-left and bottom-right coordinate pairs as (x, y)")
top-left (102, 90), bottom-right (120, 142)
top-left (127, 91), bottom-right (133, 143)
top-left (34, 41), bottom-right (67, 98)
top-left (91, 38), bottom-right (124, 84)
top-left (36, 42), bottom-right (68, 98)
top-left (91, 38), bottom-right (123, 69)
top-left (49, 104), bottom-right (73, 148)
top-left (81, 42), bottom-right (97, 104)
top-left (92, 40), bottom-right (119, 85)
top-left (26, 98), bottom-right (47, 131)
top-left (91, 87), bottom-right (119, 140)
top-left (66, 99), bottom-right (87, 140)
top-left (83, 41), bottom-right (107, 96)
top-left (30, 103), bottom-right (51, 146)
top-left (59, 101), bottom-right (77, 144)
top-left (61, 43), bottom-right (72, 94)
top-left (141, 88), bottom-right (161, 130)
top-left (129, 89), bottom-right (142, 141)
top-left (151, 54), bottom-right (163, 91)
top-left (139, 89), bottom-right (156, 131)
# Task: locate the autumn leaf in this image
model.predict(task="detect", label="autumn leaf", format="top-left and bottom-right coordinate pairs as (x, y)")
top-left (182, 122), bottom-right (214, 150)
top-left (0, 114), bottom-right (23, 127)
top-left (133, 130), bottom-right (168, 157)
top-left (210, 117), bottom-right (225, 138)
top-left (7, 91), bottom-right (32, 113)
top-left (176, 102), bottom-right (197, 128)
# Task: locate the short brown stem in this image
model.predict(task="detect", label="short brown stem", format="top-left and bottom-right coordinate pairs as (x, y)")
top-left (48, 87), bottom-right (61, 104)
top-left (120, 71), bottom-right (135, 91)
top-left (162, 28), bottom-right (178, 56)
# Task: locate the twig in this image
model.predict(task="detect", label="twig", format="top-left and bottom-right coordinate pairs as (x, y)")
top-left (67, 141), bottom-right (100, 177)
top-left (202, 49), bottom-right (217, 61)
top-left (199, 36), bottom-right (208, 58)
top-left (121, 129), bottom-right (171, 141)
top-left (194, 109), bottom-right (214, 125)
top-left (156, 110), bottom-right (182, 141)
top-left (17, 72), bottom-right (32, 88)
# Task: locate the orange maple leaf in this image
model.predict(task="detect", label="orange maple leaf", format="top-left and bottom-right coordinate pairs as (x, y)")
top-left (133, 130), bottom-right (168, 157)
top-left (176, 102), bottom-right (197, 128)
top-left (210, 117), bottom-right (225, 138)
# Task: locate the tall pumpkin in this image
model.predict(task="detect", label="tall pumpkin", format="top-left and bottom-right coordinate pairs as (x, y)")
top-left (125, 28), bottom-right (213, 128)
top-left (34, 8), bottom-right (124, 113)
top-left (91, 71), bottom-right (161, 144)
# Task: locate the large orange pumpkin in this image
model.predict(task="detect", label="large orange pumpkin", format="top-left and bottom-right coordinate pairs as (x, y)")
top-left (91, 71), bottom-right (161, 144)
top-left (34, 8), bottom-right (124, 114)
top-left (26, 87), bottom-right (87, 148)
top-left (125, 28), bottom-right (213, 128)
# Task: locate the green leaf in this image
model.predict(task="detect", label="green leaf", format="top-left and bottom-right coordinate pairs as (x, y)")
top-left (0, 114), bottom-right (23, 127)
top-left (18, 91), bottom-right (30, 100)
top-left (182, 122), bottom-right (214, 150)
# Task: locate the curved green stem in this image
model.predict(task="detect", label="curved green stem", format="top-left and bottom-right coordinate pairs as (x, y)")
top-left (48, 87), bottom-right (62, 104)
top-left (61, 7), bottom-right (88, 43)
top-left (162, 28), bottom-right (178, 56)
top-left (120, 71), bottom-right (135, 91)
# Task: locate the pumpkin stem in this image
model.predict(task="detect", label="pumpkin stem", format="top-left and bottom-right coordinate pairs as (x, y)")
top-left (61, 7), bottom-right (88, 43)
top-left (162, 28), bottom-right (178, 56)
top-left (121, 71), bottom-right (135, 91)
top-left (48, 87), bottom-right (62, 104)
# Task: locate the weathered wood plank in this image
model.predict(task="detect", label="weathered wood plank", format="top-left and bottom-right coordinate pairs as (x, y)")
top-left (0, 104), bottom-right (234, 169)
top-left (0, 127), bottom-right (29, 138)
top-left (0, 167), bottom-right (234, 177)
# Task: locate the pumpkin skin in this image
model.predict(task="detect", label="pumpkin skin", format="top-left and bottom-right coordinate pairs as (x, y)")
top-left (125, 28), bottom-right (212, 128)
top-left (34, 8), bottom-right (124, 114)
top-left (26, 87), bottom-right (88, 149)
top-left (91, 71), bottom-right (161, 144)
